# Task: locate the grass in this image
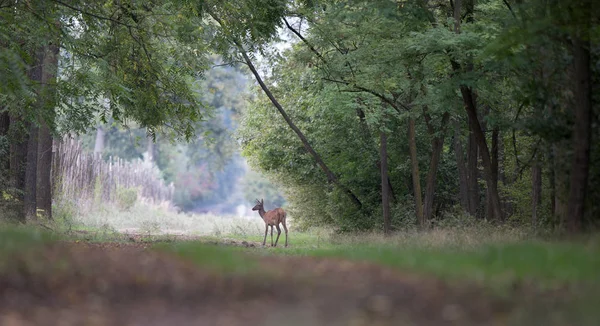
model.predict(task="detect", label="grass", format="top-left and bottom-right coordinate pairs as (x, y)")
top-left (56, 201), bottom-right (265, 237)
top-left (3, 199), bottom-right (600, 325)
top-left (172, 228), bottom-right (600, 289)
top-left (2, 217), bottom-right (600, 323)
top-left (22, 200), bottom-right (600, 294)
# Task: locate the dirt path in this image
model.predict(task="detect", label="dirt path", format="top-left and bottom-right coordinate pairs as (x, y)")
top-left (0, 241), bottom-right (551, 326)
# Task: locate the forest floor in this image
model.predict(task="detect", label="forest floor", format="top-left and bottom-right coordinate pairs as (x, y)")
top-left (0, 227), bottom-right (599, 326)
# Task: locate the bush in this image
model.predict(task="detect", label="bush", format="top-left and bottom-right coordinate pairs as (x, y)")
top-left (116, 186), bottom-right (138, 211)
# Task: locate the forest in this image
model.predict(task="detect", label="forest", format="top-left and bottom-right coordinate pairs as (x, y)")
top-left (0, 1), bottom-right (598, 325)
top-left (2, 0), bottom-right (597, 233)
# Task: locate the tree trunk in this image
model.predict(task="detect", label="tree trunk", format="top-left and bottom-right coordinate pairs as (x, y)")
top-left (423, 112), bottom-right (450, 221)
top-left (408, 118), bottom-right (424, 228)
top-left (453, 0), bottom-right (481, 218)
top-left (532, 154), bottom-right (542, 229)
top-left (356, 107), bottom-right (396, 202)
top-left (565, 35), bottom-right (591, 233)
top-left (235, 41), bottom-right (362, 209)
top-left (461, 87), bottom-right (503, 221)
top-left (37, 123), bottom-right (52, 219)
top-left (21, 38), bottom-right (47, 222)
top-left (9, 116), bottom-right (28, 199)
top-left (36, 40), bottom-right (60, 220)
top-left (146, 133), bottom-right (154, 162)
top-left (554, 143), bottom-right (569, 222)
top-left (24, 122), bottom-right (38, 222)
top-left (0, 111), bottom-right (9, 176)
top-left (467, 122), bottom-right (479, 216)
top-left (93, 126), bottom-right (105, 155)
top-left (486, 128), bottom-right (499, 221)
top-left (548, 144), bottom-right (556, 216)
top-left (381, 130), bottom-right (391, 234)
top-left (453, 122), bottom-right (470, 212)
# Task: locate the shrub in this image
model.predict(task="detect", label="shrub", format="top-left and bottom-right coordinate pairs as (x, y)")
top-left (116, 186), bottom-right (138, 211)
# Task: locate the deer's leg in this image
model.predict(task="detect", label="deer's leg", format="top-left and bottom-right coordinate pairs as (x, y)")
top-left (263, 224), bottom-right (268, 247)
top-left (274, 224), bottom-right (281, 247)
top-left (283, 220), bottom-right (288, 247)
top-left (270, 225), bottom-right (274, 246)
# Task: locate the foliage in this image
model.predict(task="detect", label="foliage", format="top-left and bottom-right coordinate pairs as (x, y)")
top-left (236, 0), bottom-right (599, 232)
top-left (115, 186), bottom-right (138, 211)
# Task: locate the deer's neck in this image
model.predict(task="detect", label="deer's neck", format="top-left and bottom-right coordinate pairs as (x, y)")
top-left (258, 208), bottom-right (267, 220)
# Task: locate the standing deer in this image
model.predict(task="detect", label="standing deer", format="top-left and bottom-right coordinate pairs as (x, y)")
top-left (252, 199), bottom-right (288, 247)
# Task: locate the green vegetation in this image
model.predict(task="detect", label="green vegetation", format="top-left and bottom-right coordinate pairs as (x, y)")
top-left (175, 228), bottom-right (600, 288)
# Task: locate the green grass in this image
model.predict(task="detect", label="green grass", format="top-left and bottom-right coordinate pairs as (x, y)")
top-left (0, 225), bottom-right (56, 254)
top-left (171, 228), bottom-right (600, 289)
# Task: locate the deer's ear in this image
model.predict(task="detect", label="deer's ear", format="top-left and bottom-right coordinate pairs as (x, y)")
top-left (261, 199), bottom-right (264, 204)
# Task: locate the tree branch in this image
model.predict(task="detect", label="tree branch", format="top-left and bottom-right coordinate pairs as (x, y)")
top-left (283, 17), bottom-right (326, 63)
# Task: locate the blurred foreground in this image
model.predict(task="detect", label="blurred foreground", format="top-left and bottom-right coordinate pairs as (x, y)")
top-left (0, 225), bottom-right (599, 326)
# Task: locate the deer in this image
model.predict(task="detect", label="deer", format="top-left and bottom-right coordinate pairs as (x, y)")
top-left (251, 199), bottom-right (288, 247)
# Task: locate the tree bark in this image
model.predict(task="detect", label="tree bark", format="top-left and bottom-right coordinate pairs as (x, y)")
top-left (486, 128), bottom-right (499, 221)
top-left (36, 40), bottom-right (60, 220)
top-left (381, 130), bottom-right (391, 234)
top-left (565, 35), bottom-right (591, 233)
top-left (37, 123), bottom-right (52, 219)
top-left (9, 116), bottom-right (28, 203)
top-left (467, 122), bottom-right (479, 216)
top-left (554, 143), bottom-right (569, 222)
top-left (453, 122), bottom-right (470, 212)
top-left (548, 145), bottom-right (556, 216)
top-left (532, 154), bottom-right (542, 229)
top-left (408, 118), bottom-right (424, 228)
top-left (461, 87), bottom-right (503, 221)
top-left (93, 126), bottom-right (105, 155)
top-left (24, 122), bottom-right (38, 222)
top-left (23, 46), bottom-right (46, 222)
top-left (423, 112), bottom-right (450, 221)
top-left (0, 111), bottom-right (9, 176)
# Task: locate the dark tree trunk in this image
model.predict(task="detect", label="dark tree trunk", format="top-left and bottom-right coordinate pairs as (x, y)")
top-left (565, 36), bottom-right (591, 233)
top-left (408, 118), bottom-right (424, 228)
top-left (0, 111), bottom-right (9, 175)
top-left (37, 123), bottom-right (52, 219)
top-left (453, 122), bottom-right (470, 212)
top-left (486, 128), bottom-right (499, 221)
top-left (9, 116), bottom-right (28, 201)
top-left (532, 154), bottom-right (542, 228)
top-left (547, 144), bottom-right (556, 216)
top-left (36, 40), bottom-right (59, 220)
top-left (461, 87), bottom-right (503, 221)
top-left (381, 130), bottom-right (391, 234)
top-left (24, 122), bottom-right (38, 221)
top-left (423, 112), bottom-right (450, 221)
top-left (23, 47), bottom-right (45, 222)
top-left (467, 123), bottom-right (479, 216)
top-left (554, 143), bottom-right (569, 222)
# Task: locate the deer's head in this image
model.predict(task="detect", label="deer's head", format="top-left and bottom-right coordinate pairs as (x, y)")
top-left (252, 199), bottom-right (264, 211)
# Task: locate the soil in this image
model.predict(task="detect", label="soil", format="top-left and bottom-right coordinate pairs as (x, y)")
top-left (0, 238), bottom-right (568, 326)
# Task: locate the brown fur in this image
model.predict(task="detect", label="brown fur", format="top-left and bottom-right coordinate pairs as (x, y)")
top-left (252, 199), bottom-right (288, 247)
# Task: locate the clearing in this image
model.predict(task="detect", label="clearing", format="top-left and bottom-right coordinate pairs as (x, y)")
top-left (0, 227), bottom-right (598, 325)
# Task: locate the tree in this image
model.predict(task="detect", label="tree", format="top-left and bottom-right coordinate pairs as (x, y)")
top-left (1, 0), bottom-right (210, 221)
